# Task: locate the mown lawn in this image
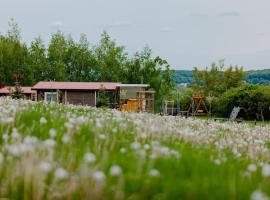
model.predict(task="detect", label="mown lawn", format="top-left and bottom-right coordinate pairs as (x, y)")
top-left (0, 98), bottom-right (270, 200)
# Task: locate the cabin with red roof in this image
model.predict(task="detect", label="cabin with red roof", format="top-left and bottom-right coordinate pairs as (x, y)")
top-left (0, 86), bottom-right (36, 100)
top-left (31, 81), bottom-right (151, 108)
top-left (31, 81), bottom-right (122, 107)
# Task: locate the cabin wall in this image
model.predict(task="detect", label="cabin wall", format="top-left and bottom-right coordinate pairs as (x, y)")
top-left (66, 91), bottom-right (95, 106)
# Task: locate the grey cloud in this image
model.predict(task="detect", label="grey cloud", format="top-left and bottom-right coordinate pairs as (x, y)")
top-left (51, 21), bottom-right (63, 28)
top-left (108, 21), bottom-right (132, 28)
top-left (217, 11), bottom-right (239, 17)
top-left (189, 13), bottom-right (208, 17)
top-left (160, 27), bottom-right (174, 33)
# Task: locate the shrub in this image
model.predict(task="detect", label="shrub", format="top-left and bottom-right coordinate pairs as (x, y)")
top-left (213, 84), bottom-right (270, 120)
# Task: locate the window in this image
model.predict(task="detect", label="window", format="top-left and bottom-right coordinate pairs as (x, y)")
top-left (44, 92), bottom-right (58, 104)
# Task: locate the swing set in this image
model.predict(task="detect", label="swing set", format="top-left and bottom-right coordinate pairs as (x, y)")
top-left (187, 96), bottom-right (210, 116)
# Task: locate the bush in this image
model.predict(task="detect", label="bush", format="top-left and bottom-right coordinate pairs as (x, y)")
top-left (213, 84), bottom-right (270, 120)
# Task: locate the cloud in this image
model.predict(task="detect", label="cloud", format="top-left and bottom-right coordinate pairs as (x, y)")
top-left (108, 20), bottom-right (132, 28)
top-left (257, 31), bottom-right (270, 36)
top-left (217, 11), bottom-right (239, 17)
top-left (160, 27), bottom-right (174, 33)
top-left (51, 20), bottom-right (63, 28)
top-left (189, 13), bottom-right (208, 17)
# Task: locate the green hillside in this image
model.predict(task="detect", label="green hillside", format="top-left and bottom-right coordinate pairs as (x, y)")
top-left (174, 69), bottom-right (270, 85)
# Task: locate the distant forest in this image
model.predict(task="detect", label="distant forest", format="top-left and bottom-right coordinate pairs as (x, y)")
top-left (174, 69), bottom-right (270, 85)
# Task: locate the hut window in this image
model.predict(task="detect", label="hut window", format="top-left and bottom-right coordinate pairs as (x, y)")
top-left (44, 92), bottom-right (58, 103)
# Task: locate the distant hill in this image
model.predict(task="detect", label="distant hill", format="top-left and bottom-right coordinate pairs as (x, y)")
top-left (173, 69), bottom-right (270, 85)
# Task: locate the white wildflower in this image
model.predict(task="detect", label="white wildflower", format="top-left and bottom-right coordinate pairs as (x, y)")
top-left (109, 165), bottom-right (122, 176)
top-left (248, 164), bottom-right (257, 172)
top-left (64, 122), bottom-right (73, 129)
top-left (149, 169), bottom-right (160, 177)
top-left (251, 189), bottom-right (269, 200)
top-left (2, 133), bottom-right (8, 142)
top-left (120, 147), bottom-right (127, 153)
top-left (39, 161), bottom-right (52, 173)
top-left (43, 139), bottom-right (56, 148)
top-left (214, 159), bottom-right (221, 165)
top-left (92, 171), bottom-right (106, 182)
top-left (40, 117), bottom-right (47, 124)
top-left (11, 129), bottom-right (20, 140)
top-left (54, 168), bottom-right (69, 180)
top-left (84, 152), bottom-right (96, 164)
top-left (62, 134), bottom-right (71, 144)
top-left (262, 164), bottom-right (270, 177)
top-left (130, 142), bottom-right (141, 150)
top-left (99, 134), bottom-right (107, 140)
top-left (49, 128), bottom-right (57, 138)
top-left (144, 144), bottom-right (150, 150)
top-left (24, 136), bottom-right (38, 145)
top-left (4, 117), bottom-right (13, 124)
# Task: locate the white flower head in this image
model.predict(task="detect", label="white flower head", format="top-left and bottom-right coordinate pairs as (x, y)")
top-left (99, 134), bottom-right (107, 140)
top-left (92, 171), bottom-right (106, 183)
top-left (144, 144), bottom-right (150, 150)
top-left (62, 134), bottom-right (71, 144)
top-left (149, 169), bottom-right (160, 177)
top-left (120, 147), bottom-right (127, 153)
top-left (49, 128), bottom-right (57, 138)
top-left (3, 133), bottom-right (8, 142)
top-left (39, 161), bottom-right (52, 173)
top-left (109, 165), bottom-right (122, 176)
top-left (11, 129), bottom-right (20, 140)
top-left (214, 159), bottom-right (221, 165)
top-left (43, 139), bottom-right (56, 148)
top-left (40, 117), bottom-right (47, 124)
top-left (130, 142), bottom-right (141, 150)
top-left (248, 164), bottom-right (257, 173)
top-left (84, 152), bottom-right (96, 164)
top-left (262, 164), bottom-right (270, 177)
top-left (251, 189), bottom-right (270, 200)
top-left (54, 168), bottom-right (69, 180)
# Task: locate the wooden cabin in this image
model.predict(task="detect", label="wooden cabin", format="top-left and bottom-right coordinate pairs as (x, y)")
top-left (0, 86), bottom-right (36, 100)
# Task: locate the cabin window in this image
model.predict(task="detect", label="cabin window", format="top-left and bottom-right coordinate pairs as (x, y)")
top-left (44, 92), bottom-right (58, 103)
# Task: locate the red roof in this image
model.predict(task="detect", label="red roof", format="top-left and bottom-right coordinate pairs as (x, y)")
top-left (32, 81), bottom-right (120, 90)
top-left (0, 87), bottom-right (35, 94)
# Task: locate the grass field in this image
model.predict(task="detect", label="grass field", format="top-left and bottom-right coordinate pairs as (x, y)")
top-left (0, 98), bottom-right (270, 200)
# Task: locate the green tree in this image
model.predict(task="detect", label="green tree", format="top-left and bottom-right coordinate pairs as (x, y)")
top-left (0, 19), bottom-right (31, 86)
top-left (28, 37), bottom-right (49, 82)
top-left (47, 31), bottom-right (68, 81)
top-left (93, 31), bottom-right (128, 82)
top-left (193, 60), bottom-right (246, 96)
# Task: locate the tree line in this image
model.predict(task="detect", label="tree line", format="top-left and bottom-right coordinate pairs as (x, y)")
top-left (0, 20), bottom-right (175, 109)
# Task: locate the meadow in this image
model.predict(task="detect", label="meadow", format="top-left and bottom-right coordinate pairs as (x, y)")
top-left (0, 98), bottom-right (270, 200)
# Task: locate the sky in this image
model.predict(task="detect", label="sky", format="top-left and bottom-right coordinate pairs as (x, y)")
top-left (0, 0), bottom-right (270, 70)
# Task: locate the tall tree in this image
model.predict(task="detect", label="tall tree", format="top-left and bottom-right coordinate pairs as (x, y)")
top-left (192, 60), bottom-right (246, 96)
top-left (28, 37), bottom-right (49, 82)
top-left (0, 19), bottom-right (30, 85)
top-left (93, 31), bottom-right (128, 82)
top-left (47, 31), bottom-right (68, 81)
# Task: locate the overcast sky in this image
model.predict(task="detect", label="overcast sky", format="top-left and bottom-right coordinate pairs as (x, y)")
top-left (1, 0), bottom-right (270, 70)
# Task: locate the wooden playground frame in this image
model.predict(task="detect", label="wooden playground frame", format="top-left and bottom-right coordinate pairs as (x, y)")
top-left (188, 96), bottom-right (210, 116)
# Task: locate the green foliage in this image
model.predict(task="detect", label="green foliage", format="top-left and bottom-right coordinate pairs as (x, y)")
top-left (11, 81), bottom-right (23, 99)
top-left (0, 21), bottom-right (175, 111)
top-left (245, 69), bottom-right (270, 84)
top-left (173, 70), bottom-right (194, 84)
top-left (96, 87), bottom-right (110, 107)
top-left (192, 60), bottom-right (246, 96)
top-left (0, 20), bottom-right (31, 85)
top-left (174, 69), bottom-right (270, 85)
top-left (213, 84), bottom-right (270, 120)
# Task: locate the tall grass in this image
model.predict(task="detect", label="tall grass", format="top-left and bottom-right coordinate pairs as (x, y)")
top-left (0, 98), bottom-right (269, 199)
